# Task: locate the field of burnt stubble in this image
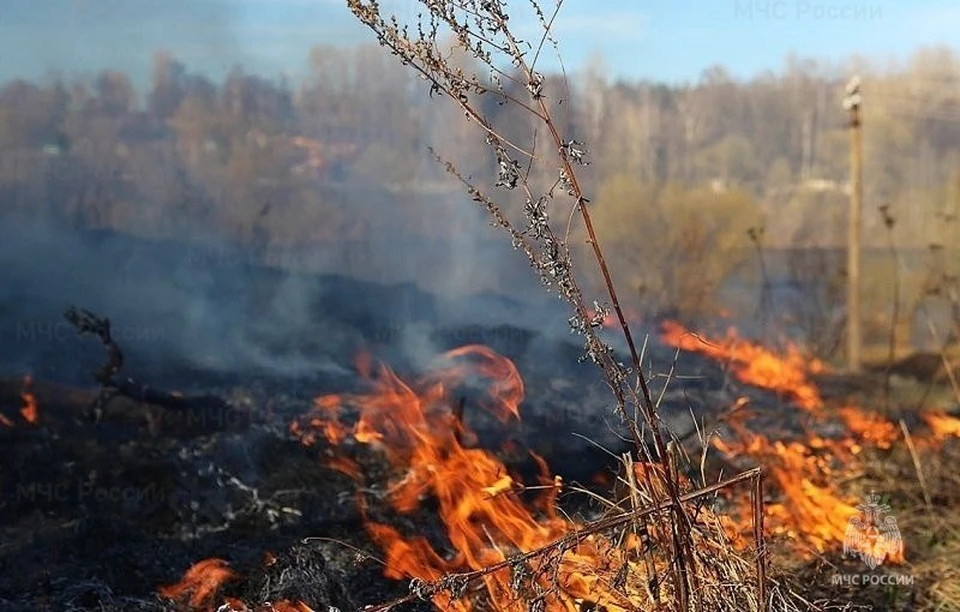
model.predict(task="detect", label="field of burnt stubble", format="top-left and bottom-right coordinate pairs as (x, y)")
top-left (2, 0), bottom-right (960, 608)
top-left (0, 222), bottom-right (958, 611)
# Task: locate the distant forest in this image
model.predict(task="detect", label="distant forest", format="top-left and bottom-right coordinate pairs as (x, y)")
top-left (1, 43), bottom-right (958, 328)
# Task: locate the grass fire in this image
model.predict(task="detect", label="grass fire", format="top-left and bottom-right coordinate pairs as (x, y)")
top-left (3, 1), bottom-right (960, 611)
top-left (149, 328), bottom-right (958, 611)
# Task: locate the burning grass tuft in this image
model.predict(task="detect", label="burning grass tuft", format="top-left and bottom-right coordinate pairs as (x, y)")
top-left (290, 345), bottom-right (791, 611)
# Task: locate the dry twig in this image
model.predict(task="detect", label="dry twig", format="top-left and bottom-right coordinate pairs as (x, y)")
top-left (343, 1), bottom-right (774, 609)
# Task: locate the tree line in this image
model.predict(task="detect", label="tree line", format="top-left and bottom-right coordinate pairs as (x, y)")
top-left (0, 43), bottom-right (957, 338)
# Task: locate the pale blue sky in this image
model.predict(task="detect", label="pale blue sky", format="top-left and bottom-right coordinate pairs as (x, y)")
top-left (1, 0), bottom-right (958, 88)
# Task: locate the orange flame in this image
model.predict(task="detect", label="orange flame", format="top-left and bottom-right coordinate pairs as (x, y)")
top-left (158, 558), bottom-right (237, 610)
top-left (660, 321), bottom-right (823, 411)
top-left (923, 412), bottom-right (960, 440)
top-left (837, 406), bottom-right (899, 451)
top-left (269, 603), bottom-right (316, 612)
top-left (292, 345), bottom-right (666, 611)
top-left (20, 375), bottom-right (38, 424)
top-left (660, 322), bottom-right (911, 560)
top-left (712, 422), bottom-right (860, 554)
top-left (160, 558), bottom-right (318, 612)
top-left (218, 598), bottom-right (316, 612)
top-left (166, 317), bottom-right (949, 609)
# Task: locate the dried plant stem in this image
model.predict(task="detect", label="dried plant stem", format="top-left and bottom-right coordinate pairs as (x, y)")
top-left (623, 451), bottom-right (662, 604)
top-left (898, 419), bottom-right (933, 512)
top-left (752, 470), bottom-right (768, 610)
top-left (887, 202), bottom-right (960, 403)
top-left (924, 315), bottom-right (960, 404)
top-left (514, 20), bottom-right (695, 611)
top-left (748, 227), bottom-right (774, 344)
top-left (362, 469), bottom-right (762, 612)
top-left (342, 1), bottom-right (767, 608)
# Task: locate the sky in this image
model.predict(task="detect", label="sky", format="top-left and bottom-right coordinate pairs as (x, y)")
top-left (0, 0), bottom-right (958, 89)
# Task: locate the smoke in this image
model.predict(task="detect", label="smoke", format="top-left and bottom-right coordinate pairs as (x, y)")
top-left (0, 0), bottom-right (587, 392)
top-left (0, 216), bottom-right (316, 379)
top-left (0, 209), bottom-right (578, 389)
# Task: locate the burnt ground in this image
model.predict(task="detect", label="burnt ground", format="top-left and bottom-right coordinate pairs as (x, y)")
top-left (5, 225), bottom-right (934, 611)
top-left (0, 316), bottom-right (721, 612)
top-left (0, 227), bottom-right (743, 611)
top-left (0, 358), bottom-right (742, 612)
top-left (0, 373), bottom-right (440, 611)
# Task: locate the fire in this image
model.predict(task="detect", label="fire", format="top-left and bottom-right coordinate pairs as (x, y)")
top-left (659, 321), bottom-right (908, 558)
top-left (923, 412), bottom-right (960, 440)
top-left (163, 322), bottom-right (955, 609)
top-left (3, 376), bottom-right (39, 427)
top-left (159, 558), bottom-right (317, 611)
top-left (20, 376), bottom-right (38, 424)
top-left (292, 345), bottom-right (671, 611)
top-left (158, 558), bottom-right (237, 610)
top-left (836, 406), bottom-right (899, 450)
top-left (660, 321), bottom-right (823, 411)
top-left (712, 422), bottom-right (860, 554)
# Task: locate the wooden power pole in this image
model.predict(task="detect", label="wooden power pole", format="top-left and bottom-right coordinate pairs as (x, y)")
top-left (844, 76), bottom-right (863, 372)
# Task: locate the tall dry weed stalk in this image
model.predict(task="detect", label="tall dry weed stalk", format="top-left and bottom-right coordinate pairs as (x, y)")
top-left (344, 1), bottom-right (781, 610)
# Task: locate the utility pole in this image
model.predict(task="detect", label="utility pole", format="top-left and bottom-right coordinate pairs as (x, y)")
top-left (843, 76), bottom-right (863, 372)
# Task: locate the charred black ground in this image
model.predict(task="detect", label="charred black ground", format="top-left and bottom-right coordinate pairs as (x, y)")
top-left (0, 227), bottom-right (716, 611)
top-left (2, 226), bottom-right (919, 611)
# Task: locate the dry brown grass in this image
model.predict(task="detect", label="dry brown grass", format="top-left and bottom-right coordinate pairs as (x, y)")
top-left (340, 0), bottom-right (790, 609)
top-left (335, 2), bottom-right (960, 611)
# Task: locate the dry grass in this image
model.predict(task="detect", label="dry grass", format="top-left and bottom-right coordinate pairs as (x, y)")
top-left (866, 436), bottom-right (960, 610)
top-left (340, 0), bottom-right (784, 609)
top-left (762, 384), bottom-right (960, 612)
top-left (336, 1), bottom-right (959, 611)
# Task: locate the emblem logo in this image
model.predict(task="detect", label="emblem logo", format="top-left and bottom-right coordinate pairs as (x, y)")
top-left (843, 493), bottom-right (903, 569)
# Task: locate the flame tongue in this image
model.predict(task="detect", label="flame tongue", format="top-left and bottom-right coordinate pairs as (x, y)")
top-left (658, 321), bottom-right (918, 563)
top-left (162, 325), bottom-right (958, 609)
top-left (295, 345), bottom-right (568, 609)
top-left (924, 412), bottom-right (960, 440)
top-left (158, 558), bottom-right (237, 609)
top-left (2, 376), bottom-right (39, 428)
top-left (660, 321), bottom-right (824, 411)
top-left (20, 376), bottom-right (38, 424)
top-left (159, 558), bottom-right (317, 611)
top-left (294, 336), bottom-right (916, 605)
top-left (293, 345), bottom-right (663, 611)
